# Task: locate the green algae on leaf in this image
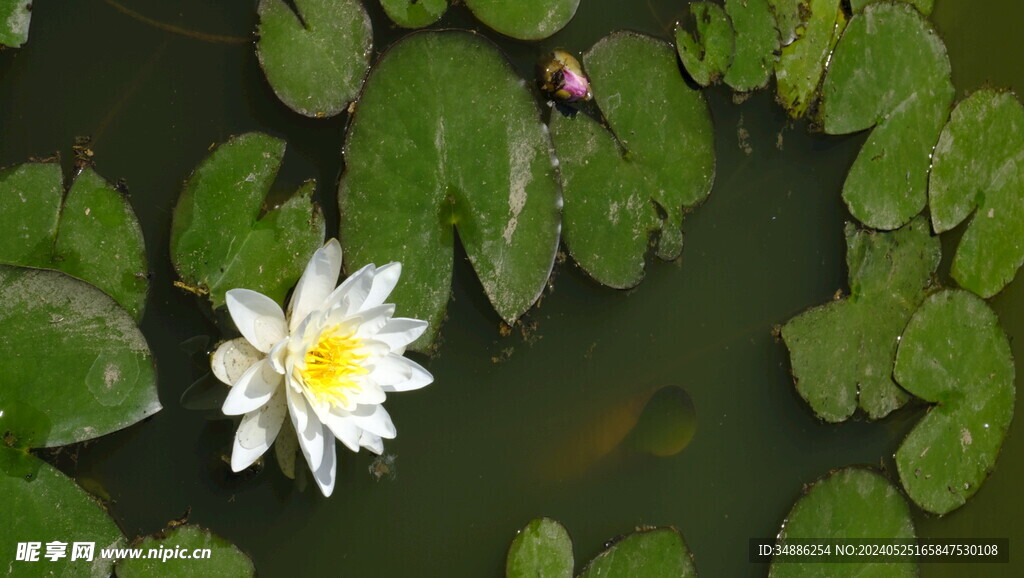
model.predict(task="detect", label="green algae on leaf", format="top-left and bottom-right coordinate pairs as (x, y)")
top-left (579, 527), bottom-right (697, 577)
top-left (463, 0), bottom-right (579, 41)
top-left (723, 0), bottom-right (780, 92)
top-left (380, 0), bottom-right (447, 29)
top-left (116, 525), bottom-right (255, 577)
top-left (770, 468), bottom-right (916, 576)
top-left (929, 89), bottom-right (1024, 298)
top-left (0, 0), bottom-right (30, 47)
top-left (552, 31), bottom-right (714, 288)
top-left (171, 132), bottom-right (325, 309)
top-left (506, 518), bottom-right (573, 578)
top-left (0, 266), bottom-right (160, 447)
top-left (821, 1), bottom-right (953, 229)
top-left (850, 0), bottom-right (932, 16)
top-left (339, 31), bottom-right (561, 350)
top-left (257, 0), bottom-right (372, 118)
top-left (781, 217), bottom-right (940, 422)
top-left (774, 0), bottom-right (846, 118)
top-left (0, 162), bottom-right (148, 320)
top-left (894, 290), bottom-right (1015, 515)
top-left (0, 447), bottom-right (125, 576)
top-left (675, 2), bottom-right (735, 87)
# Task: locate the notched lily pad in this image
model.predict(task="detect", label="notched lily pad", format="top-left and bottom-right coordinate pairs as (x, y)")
top-left (339, 31), bottom-right (561, 349)
top-left (723, 0), bottom-right (780, 92)
top-left (821, 1), bottom-right (953, 229)
top-left (380, 0), bottom-right (447, 29)
top-left (506, 518), bottom-right (573, 578)
top-left (579, 527), bottom-right (697, 577)
top-left (781, 217), bottom-right (940, 422)
top-left (0, 448), bottom-right (125, 577)
top-left (675, 1), bottom-right (735, 87)
top-left (774, 0), bottom-right (846, 118)
top-left (0, 266), bottom-right (160, 447)
top-left (0, 0), bottom-right (31, 47)
top-left (463, 0), bottom-right (580, 41)
top-left (116, 525), bottom-right (255, 577)
top-left (553, 32), bottom-right (715, 288)
top-left (770, 467), bottom-right (916, 577)
top-left (171, 132), bottom-right (325, 309)
top-left (0, 162), bottom-right (149, 320)
top-left (929, 89), bottom-right (1024, 298)
top-left (894, 290), bottom-right (1015, 515)
top-left (257, 0), bottom-right (373, 118)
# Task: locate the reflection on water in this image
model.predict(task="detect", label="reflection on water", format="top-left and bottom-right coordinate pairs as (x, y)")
top-left (0, 0), bottom-right (1021, 577)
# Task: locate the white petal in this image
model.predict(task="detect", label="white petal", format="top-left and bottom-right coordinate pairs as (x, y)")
top-left (374, 318), bottom-right (428, 352)
top-left (362, 262), bottom-right (401, 310)
top-left (319, 411), bottom-right (361, 452)
top-left (349, 380), bottom-right (387, 407)
top-left (349, 404), bottom-right (396, 439)
top-left (374, 355), bottom-right (434, 392)
top-left (311, 431), bottom-right (337, 497)
top-left (226, 289), bottom-right (287, 353)
top-left (350, 304), bottom-right (395, 339)
top-left (230, 388), bottom-right (287, 471)
top-left (287, 385), bottom-right (324, 471)
top-left (287, 239), bottom-right (342, 333)
top-left (210, 338), bottom-right (262, 385)
top-left (359, 432), bottom-right (384, 454)
top-left (324, 264), bottom-right (375, 317)
top-left (222, 359), bottom-right (283, 415)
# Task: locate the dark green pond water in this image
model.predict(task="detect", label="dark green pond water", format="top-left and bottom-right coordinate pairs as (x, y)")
top-left (1, 1), bottom-right (1022, 576)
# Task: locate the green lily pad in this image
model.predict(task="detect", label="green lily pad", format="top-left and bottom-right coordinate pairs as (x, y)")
top-left (0, 0), bottom-right (30, 47)
top-left (723, 0), bottom-right (780, 92)
top-left (463, 0), bottom-right (580, 41)
top-left (675, 2), bottom-right (735, 87)
top-left (929, 89), bottom-right (1024, 298)
top-left (850, 0), bottom-right (932, 16)
top-left (781, 217), bottom-right (940, 422)
top-left (171, 132), bottom-right (325, 309)
top-left (380, 0), bottom-right (448, 29)
top-left (820, 1), bottom-right (953, 229)
top-left (339, 31), bottom-right (561, 349)
top-left (774, 0), bottom-right (846, 118)
top-left (769, 467), bottom-right (916, 577)
top-left (0, 163), bottom-right (149, 320)
top-left (0, 266), bottom-right (160, 448)
top-left (552, 31), bottom-right (714, 288)
top-left (256, 0), bottom-right (372, 118)
top-left (0, 448), bottom-right (125, 577)
top-left (768, 0), bottom-right (805, 46)
top-left (579, 527), bottom-right (697, 577)
top-left (116, 525), bottom-right (255, 577)
top-left (894, 290), bottom-right (1015, 515)
top-left (506, 518), bottom-right (573, 578)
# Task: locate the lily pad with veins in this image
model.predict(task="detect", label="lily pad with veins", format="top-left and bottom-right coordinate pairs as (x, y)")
top-left (781, 217), bottom-right (940, 422)
top-left (339, 31), bottom-right (561, 350)
top-left (256, 0), bottom-right (372, 118)
top-left (553, 31), bottom-right (715, 288)
top-left (171, 132), bottom-right (325, 309)
top-left (929, 89), bottom-right (1024, 298)
top-left (820, 1), bottom-right (953, 229)
top-left (894, 289), bottom-right (1015, 515)
top-left (0, 162), bottom-right (148, 320)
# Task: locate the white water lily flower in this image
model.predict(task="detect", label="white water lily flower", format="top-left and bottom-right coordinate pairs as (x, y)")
top-left (210, 239), bottom-right (432, 496)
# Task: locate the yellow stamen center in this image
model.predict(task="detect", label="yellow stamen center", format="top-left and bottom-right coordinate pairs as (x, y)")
top-left (299, 326), bottom-right (368, 408)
